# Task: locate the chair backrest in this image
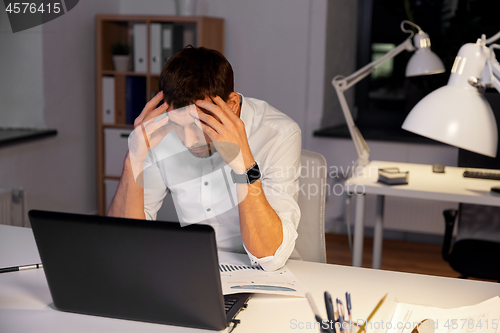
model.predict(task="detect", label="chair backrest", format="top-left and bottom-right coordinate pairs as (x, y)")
top-left (295, 150), bottom-right (327, 263)
top-left (457, 147), bottom-right (500, 242)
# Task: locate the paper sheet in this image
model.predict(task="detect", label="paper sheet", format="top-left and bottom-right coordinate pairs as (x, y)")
top-left (219, 262), bottom-right (308, 297)
top-left (385, 297), bottom-right (500, 333)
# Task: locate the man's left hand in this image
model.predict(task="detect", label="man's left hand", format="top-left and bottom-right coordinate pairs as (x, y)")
top-left (193, 96), bottom-right (255, 174)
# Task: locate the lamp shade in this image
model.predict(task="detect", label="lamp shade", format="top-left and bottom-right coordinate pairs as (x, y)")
top-left (402, 85), bottom-right (497, 157)
top-left (403, 42), bottom-right (498, 157)
top-left (406, 32), bottom-right (445, 77)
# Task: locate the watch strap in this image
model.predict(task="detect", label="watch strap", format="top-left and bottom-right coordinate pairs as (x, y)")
top-left (231, 162), bottom-right (260, 184)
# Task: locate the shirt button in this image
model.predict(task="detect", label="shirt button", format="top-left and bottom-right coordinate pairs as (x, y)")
top-left (204, 182), bottom-right (209, 186)
top-left (207, 208), bottom-right (211, 212)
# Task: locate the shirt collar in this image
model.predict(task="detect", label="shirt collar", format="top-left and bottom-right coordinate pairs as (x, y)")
top-left (238, 93), bottom-right (254, 137)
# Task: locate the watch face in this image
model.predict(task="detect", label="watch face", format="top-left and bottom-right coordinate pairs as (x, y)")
top-left (230, 163), bottom-right (261, 184)
top-left (247, 163), bottom-right (261, 184)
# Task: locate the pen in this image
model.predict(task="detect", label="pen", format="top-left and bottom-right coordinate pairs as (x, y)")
top-left (306, 293), bottom-right (334, 333)
top-left (337, 299), bottom-right (345, 332)
top-left (357, 293), bottom-right (387, 333)
top-left (0, 263), bottom-right (43, 274)
top-left (324, 291), bottom-right (335, 325)
top-left (346, 292), bottom-right (352, 317)
top-left (346, 292), bottom-right (352, 333)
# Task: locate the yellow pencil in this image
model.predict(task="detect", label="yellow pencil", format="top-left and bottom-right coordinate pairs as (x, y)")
top-left (357, 294), bottom-right (387, 333)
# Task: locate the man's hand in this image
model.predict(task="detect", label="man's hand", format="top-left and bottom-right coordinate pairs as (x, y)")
top-left (108, 91), bottom-right (171, 218)
top-left (128, 91), bottom-right (173, 184)
top-left (129, 91), bottom-right (171, 160)
top-left (193, 96), bottom-right (254, 174)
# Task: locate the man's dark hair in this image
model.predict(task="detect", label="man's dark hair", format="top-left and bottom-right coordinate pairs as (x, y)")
top-left (159, 47), bottom-right (234, 109)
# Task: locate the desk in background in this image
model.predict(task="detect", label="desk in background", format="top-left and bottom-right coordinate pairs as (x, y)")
top-left (345, 161), bottom-right (500, 269)
top-left (1, 224), bottom-right (500, 332)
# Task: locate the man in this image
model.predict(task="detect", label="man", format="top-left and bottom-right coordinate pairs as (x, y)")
top-left (108, 47), bottom-right (301, 271)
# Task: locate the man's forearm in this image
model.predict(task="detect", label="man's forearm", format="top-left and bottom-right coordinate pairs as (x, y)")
top-left (107, 154), bottom-right (146, 219)
top-left (238, 180), bottom-right (283, 258)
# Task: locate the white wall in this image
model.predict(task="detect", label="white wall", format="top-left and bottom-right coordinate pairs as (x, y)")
top-left (0, 0), bottom-right (121, 216)
top-left (0, 4), bottom-right (44, 128)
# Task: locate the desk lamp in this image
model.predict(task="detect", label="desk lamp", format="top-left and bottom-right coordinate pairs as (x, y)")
top-left (332, 21), bottom-right (445, 169)
top-left (403, 31), bottom-right (500, 157)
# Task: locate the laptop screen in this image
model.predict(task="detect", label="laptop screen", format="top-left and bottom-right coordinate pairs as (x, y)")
top-left (29, 210), bottom-right (230, 330)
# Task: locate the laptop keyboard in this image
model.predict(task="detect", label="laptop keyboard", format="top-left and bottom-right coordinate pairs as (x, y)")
top-left (224, 297), bottom-right (238, 314)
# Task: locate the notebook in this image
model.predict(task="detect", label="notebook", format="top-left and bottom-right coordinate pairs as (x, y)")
top-left (28, 210), bottom-right (251, 331)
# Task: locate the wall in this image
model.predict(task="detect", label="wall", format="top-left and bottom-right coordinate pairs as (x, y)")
top-left (0, 5), bottom-right (44, 128)
top-left (0, 0), bottom-right (121, 217)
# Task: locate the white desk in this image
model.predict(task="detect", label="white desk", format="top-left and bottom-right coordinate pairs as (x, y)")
top-left (1, 224), bottom-right (500, 332)
top-left (345, 161), bottom-right (500, 269)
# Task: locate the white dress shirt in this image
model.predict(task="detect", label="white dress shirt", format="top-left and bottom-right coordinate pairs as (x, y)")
top-left (142, 95), bottom-right (302, 271)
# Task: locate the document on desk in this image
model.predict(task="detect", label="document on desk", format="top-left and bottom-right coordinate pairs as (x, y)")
top-left (386, 296), bottom-right (500, 333)
top-left (219, 262), bottom-right (308, 297)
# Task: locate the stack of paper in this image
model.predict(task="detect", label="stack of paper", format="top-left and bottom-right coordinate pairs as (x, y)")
top-left (219, 261), bottom-right (308, 297)
top-left (385, 297), bottom-right (500, 333)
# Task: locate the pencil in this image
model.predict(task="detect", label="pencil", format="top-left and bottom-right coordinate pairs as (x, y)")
top-left (357, 294), bottom-right (387, 333)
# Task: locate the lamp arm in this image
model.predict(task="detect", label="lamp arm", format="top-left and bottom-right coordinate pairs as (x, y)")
top-left (484, 31), bottom-right (500, 45)
top-left (482, 44), bottom-right (500, 93)
top-left (333, 81), bottom-right (370, 168)
top-left (488, 59), bottom-right (500, 93)
top-left (334, 37), bottom-right (415, 91)
top-left (331, 36), bottom-right (414, 168)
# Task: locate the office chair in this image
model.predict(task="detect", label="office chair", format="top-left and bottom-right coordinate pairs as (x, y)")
top-left (442, 204), bottom-right (500, 281)
top-left (441, 115), bottom-right (500, 282)
top-left (295, 150), bottom-right (328, 263)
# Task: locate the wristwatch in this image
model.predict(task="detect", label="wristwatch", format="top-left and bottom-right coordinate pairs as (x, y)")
top-left (231, 162), bottom-right (261, 184)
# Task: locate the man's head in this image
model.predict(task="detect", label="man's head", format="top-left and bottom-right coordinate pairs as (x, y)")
top-left (159, 46), bottom-right (234, 109)
top-left (158, 47), bottom-right (239, 158)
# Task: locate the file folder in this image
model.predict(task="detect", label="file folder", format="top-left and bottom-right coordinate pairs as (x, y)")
top-left (183, 24), bottom-right (197, 47)
top-left (161, 23), bottom-right (174, 67)
top-left (101, 77), bottom-right (114, 124)
top-left (150, 23), bottom-right (162, 74)
top-left (133, 24), bottom-right (147, 73)
top-left (125, 76), bottom-right (147, 125)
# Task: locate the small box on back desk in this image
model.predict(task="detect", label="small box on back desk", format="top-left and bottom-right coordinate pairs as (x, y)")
top-left (378, 167), bottom-right (409, 185)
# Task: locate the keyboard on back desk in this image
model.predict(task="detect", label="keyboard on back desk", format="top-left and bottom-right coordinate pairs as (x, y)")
top-left (463, 169), bottom-right (500, 180)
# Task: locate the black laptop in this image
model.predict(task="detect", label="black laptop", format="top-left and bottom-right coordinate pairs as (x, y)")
top-left (28, 210), bottom-right (251, 331)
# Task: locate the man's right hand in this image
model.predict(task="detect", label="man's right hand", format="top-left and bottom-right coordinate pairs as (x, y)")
top-left (107, 91), bottom-right (171, 218)
top-left (129, 91), bottom-right (172, 162)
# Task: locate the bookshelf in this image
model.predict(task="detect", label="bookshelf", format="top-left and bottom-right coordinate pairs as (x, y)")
top-left (95, 15), bottom-right (225, 215)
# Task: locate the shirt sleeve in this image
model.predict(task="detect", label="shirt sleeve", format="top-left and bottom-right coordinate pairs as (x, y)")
top-left (143, 152), bottom-right (168, 220)
top-left (244, 127), bottom-right (302, 271)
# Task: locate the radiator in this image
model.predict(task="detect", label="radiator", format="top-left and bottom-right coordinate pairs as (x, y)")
top-left (0, 188), bottom-right (27, 227)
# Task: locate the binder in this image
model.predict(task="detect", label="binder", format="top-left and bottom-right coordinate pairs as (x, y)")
top-left (161, 23), bottom-right (174, 67)
top-left (183, 24), bottom-right (197, 47)
top-left (125, 76), bottom-right (147, 125)
top-left (102, 77), bottom-right (114, 124)
top-left (114, 75), bottom-right (126, 125)
top-left (104, 129), bottom-right (132, 177)
top-left (150, 23), bottom-right (162, 74)
top-left (133, 24), bottom-right (147, 73)
top-left (172, 24), bottom-right (184, 54)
